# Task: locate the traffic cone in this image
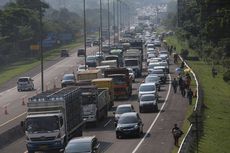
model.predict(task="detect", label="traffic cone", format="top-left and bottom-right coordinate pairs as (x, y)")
top-left (4, 106), bottom-right (8, 115)
top-left (22, 97), bottom-right (25, 106)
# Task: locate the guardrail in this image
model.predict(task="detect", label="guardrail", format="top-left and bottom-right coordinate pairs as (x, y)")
top-left (177, 55), bottom-right (203, 153)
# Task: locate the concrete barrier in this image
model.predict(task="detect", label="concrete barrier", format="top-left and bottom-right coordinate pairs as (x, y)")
top-left (0, 124), bottom-right (25, 149)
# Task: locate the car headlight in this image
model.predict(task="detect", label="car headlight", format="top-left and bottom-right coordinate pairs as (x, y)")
top-left (134, 124), bottom-right (139, 129)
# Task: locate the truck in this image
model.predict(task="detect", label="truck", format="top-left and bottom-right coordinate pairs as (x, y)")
top-left (91, 78), bottom-right (114, 109)
top-left (23, 87), bottom-right (84, 153)
top-left (123, 49), bottom-right (143, 77)
top-left (77, 69), bottom-right (102, 82)
top-left (100, 60), bottom-right (118, 68)
top-left (80, 86), bottom-right (109, 123)
top-left (104, 68), bottom-right (132, 99)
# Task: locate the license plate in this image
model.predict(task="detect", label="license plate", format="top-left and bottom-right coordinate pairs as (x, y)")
top-left (39, 145), bottom-right (47, 149)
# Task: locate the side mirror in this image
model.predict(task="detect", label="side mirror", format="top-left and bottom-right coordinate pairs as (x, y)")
top-left (113, 111), bottom-right (115, 115)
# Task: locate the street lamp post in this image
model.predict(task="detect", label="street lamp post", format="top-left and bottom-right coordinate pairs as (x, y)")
top-left (108, 0), bottom-right (110, 47)
top-left (113, 0), bottom-right (116, 44)
top-left (39, 1), bottom-right (44, 92)
top-left (83, 0), bottom-right (87, 70)
top-left (99, 0), bottom-right (102, 56)
top-left (116, 0), bottom-right (119, 42)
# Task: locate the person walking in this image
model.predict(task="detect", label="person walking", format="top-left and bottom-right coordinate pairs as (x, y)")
top-left (172, 78), bottom-right (178, 93)
top-left (172, 124), bottom-right (183, 147)
top-left (187, 88), bottom-right (193, 105)
top-left (179, 77), bottom-right (186, 97)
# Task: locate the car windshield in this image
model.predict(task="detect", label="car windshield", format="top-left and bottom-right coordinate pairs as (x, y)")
top-left (25, 116), bottom-right (59, 133)
top-left (65, 142), bottom-right (91, 153)
top-left (18, 78), bottom-right (29, 82)
top-left (63, 75), bottom-right (74, 80)
top-left (145, 76), bottom-right (159, 83)
top-left (118, 115), bottom-right (138, 124)
top-left (140, 85), bottom-right (155, 91)
top-left (116, 107), bottom-right (132, 114)
top-left (125, 60), bottom-right (138, 66)
top-left (141, 95), bottom-right (156, 101)
top-left (148, 64), bottom-right (158, 69)
top-left (110, 76), bottom-right (126, 85)
top-left (151, 70), bottom-right (163, 74)
top-left (87, 56), bottom-right (95, 61)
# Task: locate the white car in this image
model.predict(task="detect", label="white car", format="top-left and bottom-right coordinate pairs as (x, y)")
top-left (78, 65), bottom-right (88, 72)
top-left (138, 83), bottom-right (157, 101)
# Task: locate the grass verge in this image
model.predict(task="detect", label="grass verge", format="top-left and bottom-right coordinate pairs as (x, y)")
top-left (167, 36), bottom-right (230, 153)
top-left (0, 39), bottom-right (83, 86)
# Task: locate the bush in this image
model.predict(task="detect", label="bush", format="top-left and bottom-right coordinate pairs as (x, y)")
top-left (223, 70), bottom-right (230, 82)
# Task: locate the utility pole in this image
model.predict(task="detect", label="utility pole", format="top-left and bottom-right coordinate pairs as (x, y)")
top-left (99, 0), bottom-right (102, 55)
top-left (39, 1), bottom-right (44, 92)
top-left (113, 0), bottom-right (116, 44)
top-left (108, 0), bottom-right (110, 47)
top-left (83, 0), bottom-right (87, 70)
top-left (116, 0), bottom-right (119, 43)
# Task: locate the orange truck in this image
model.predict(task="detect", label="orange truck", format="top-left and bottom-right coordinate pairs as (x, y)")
top-left (104, 68), bottom-right (132, 99)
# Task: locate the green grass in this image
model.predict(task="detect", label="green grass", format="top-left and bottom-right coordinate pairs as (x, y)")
top-left (167, 36), bottom-right (230, 153)
top-left (0, 39), bottom-right (83, 85)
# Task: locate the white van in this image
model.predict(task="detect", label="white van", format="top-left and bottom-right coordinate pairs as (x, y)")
top-left (17, 77), bottom-right (34, 91)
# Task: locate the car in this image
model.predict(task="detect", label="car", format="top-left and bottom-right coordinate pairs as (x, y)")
top-left (64, 136), bottom-right (100, 153)
top-left (144, 75), bottom-right (161, 91)
top-left (116, 112), bottom-right (143, 138)
top-left (61, 73), bottom-right (77, 88)
top-left (113, 104), bottom-right (135, 127)
top-left (95, 52), bottom-right (105, 61)
top-left (17, 77), bottom-right (34, 91)
top-left (86, 55), bottom-right (98, 67)
top-left (148, 62), bottom-right (160, 73)
top-left (102, 45), bottom-right (110, 53)
top-left (61, 49), bottom-right (69, 57)
top-left (139, 94), bottom-right (158, 113)
top-left (153, 66), bottom-right (167, 83)
top-left (138, 83), bottom-right (157, 101)
top-left (77, 48), bottom-right (86, 56)
top-left (78, 65), bottom-right (88, 72)
top-left (127, 68), bottom-right (135, 82)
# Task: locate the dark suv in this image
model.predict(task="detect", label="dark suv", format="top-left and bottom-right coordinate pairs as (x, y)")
top-left (77, 48), bottom-right (86, 56)
top-left (60, 49), bottom-right (69, 57)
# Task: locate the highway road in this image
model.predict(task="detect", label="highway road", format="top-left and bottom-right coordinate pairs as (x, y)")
top-left (0, 52), bottom-right (189, 153)
top-left (0, 46), bottom-right (98, 133)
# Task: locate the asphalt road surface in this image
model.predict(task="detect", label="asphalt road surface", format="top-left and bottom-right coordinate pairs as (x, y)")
top-left (0, 51), bottom-right (189, 153)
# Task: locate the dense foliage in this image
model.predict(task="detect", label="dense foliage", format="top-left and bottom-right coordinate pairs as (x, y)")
top-left (164, 0), bottom-right (230, 68)
top-left (0, 0), bottom-right (84, 65)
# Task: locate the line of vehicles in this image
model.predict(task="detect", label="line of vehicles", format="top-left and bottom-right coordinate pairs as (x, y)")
top-left (18, 21), bottom-right (171, 153)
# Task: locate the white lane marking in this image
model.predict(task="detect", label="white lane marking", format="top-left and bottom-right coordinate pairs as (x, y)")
top-left (132, 74), bottom-right (172, 153)
top-left (0, 112), bottom-right (26, 128)
top-left (104, 119), bottom-right (112, 127)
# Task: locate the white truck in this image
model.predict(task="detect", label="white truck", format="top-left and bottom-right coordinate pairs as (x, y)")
top-left (123, 49), bottom-right (143, 77)
top-left (23, 87), bottom-right (84, 153)
top-left (80, 86), bottom-right (109, 123)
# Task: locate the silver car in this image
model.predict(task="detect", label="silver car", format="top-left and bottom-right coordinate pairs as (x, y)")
top-left (17, 77), bottom-right (34, 91)
top-left (138, 83), bottom-right (157, 101)
top-left (139, 94), bottom-right (158, 113)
